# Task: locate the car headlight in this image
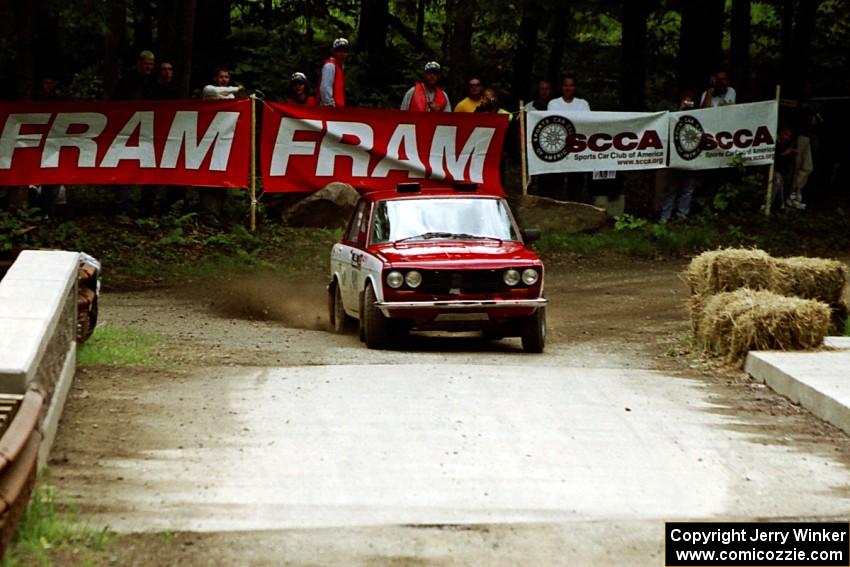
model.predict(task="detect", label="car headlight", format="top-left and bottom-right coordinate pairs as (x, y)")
top-left (522, 268), bottom-right (539, 285)
top-left (386, 271), bottom-right (404, 289)
top-left (503, 269), bottom-right (521, 286)
top-left (405, 270), bottom-right (422, 288)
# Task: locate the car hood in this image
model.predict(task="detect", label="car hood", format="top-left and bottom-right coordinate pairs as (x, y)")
top-left (373, 240), bottom-right (542, 269)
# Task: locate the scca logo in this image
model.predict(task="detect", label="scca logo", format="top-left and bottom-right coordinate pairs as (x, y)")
top-left (531, 115), bottom-right (663, 162)
top-left (674, 115), bottom-right (775, 161)
top-left (531, 116), bottom-right (575, 162)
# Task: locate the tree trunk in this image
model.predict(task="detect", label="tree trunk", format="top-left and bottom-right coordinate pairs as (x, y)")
top-left (133, 0), bottom-right (154, 52)
top-left (357, 0), bottom-right (390, 59)
top-left (676, 0), bottom-right (725, 92)
top-left (33, 2), bottom-right (59, 84)
top-left (730, 0), bottom-right (751, 96)
top-left (511, 0), bottom-right (541, 104)
top-left (619, 0), bottom-right (653, 110)
top-left (193, 0), bottom-right (231, 88)
top-left (546, 3), bottom-right (569, 85)
top-left (779, 0), bottom-right (794, 89)
top-left (446, 0), bottom-right (474, 99)
top-left (788, 0), bottom-right (820, 98)
top-left (416, 0), bottom-right (425, 42)
top-left (175, 0), bottom-right (197, 97)
top-left (104, 0), bottom-right (127, 98)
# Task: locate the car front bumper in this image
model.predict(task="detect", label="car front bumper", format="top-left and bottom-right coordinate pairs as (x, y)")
top-left (376, 298), bottom-right (547, 317)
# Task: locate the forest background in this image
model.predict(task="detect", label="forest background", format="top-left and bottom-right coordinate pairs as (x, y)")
top-left (1, 0), bottom-right (848, 112)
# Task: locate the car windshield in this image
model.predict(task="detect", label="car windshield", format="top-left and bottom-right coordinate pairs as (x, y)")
top-left (371, 197), bottom-right (519, 245)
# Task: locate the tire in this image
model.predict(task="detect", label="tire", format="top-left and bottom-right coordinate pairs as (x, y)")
top-left (329, 281), bottom-right (353, 333)
top-left (521, 307), bottom-right (546, 353)
top-left (363, 284), bottom-right (390, 349)
top-left (481, 328), bottom-right (504, 341)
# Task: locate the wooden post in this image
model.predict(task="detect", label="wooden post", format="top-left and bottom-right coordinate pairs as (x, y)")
top-left (519, 100), bottom-right (528, 196)
top-left (250, 94), bottom-right (258, 232)
top-left (764, 85), bottom-right (781, 217)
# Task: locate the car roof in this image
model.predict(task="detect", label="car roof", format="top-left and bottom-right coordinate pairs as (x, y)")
top-left (361, 189), bottom-right (504, 202)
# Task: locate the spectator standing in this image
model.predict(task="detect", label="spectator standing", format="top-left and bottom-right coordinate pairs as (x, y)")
top-left (200, 66), bottom-right (243, 227)
top-left (700, 69), bottom-right (736, 108)
top-left (284, 72), bottom-right (317, 105)
top-left (454, 76), bottom-right (485, 112)
top-left (146, 61), bottom-right (182, 213)
top-left (112, 50), bottom-right (156, 221)
top-left (661, 90), bottom-right (699, 223)
top-left (113, 50), bottom-right (156, 101)
top-left (769, 125), bottom-right (797, 211)
top-left (525, 79), bottom-right (552, 111)
top-left (318, 38), bottom-right (350, 107)
top-left (401, 62), bottom-right (451, 112)
top-left (150, 61), bottom-right (178, 100)
top-left (203, 66), bottom-right (243, 99)
top-left (545, 74), bottom-right (591, 202)
top-left (475, 88), bottom-right (511, 117)
top-left (547, 74), bottom-right (590, 112)
top-left (32, 76), bottom-right (62, 218)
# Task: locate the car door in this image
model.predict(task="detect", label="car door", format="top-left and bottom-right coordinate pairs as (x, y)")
top-left (346, 201), bottom-right (372, 312)
top-left (335, 200), bottom-right (367, 313)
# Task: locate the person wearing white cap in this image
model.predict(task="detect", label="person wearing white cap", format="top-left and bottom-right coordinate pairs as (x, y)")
top-left (318, 38), bottom-right (350, 107)
top-left (400, 61), bottom-right (451, 112)
top-left (285, 72), bottom-right (317, 106)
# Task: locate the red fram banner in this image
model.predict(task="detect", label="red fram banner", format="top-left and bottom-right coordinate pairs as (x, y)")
top-left (260, 103), bottom-right (508, 193)
top-left (0, 99), bottom-right (250, 187)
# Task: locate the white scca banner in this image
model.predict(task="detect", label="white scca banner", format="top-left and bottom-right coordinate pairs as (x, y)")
top-left (526, 110), bottom-right (668, 174)
top-left (668, 101), bottom-right (778, 170)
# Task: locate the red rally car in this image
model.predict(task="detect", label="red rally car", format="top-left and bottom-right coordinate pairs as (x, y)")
top-left (328, 183), bottom-right (547, 352)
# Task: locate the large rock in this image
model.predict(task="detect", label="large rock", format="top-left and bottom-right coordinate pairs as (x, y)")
top-left (514, 195), bottom-right (608, 233)
top-left (284, 182), bottom-right (360, 229)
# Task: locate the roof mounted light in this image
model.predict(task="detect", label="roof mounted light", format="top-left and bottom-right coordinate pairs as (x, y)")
top-left (397, 183), bottom-right (421, 193)
top-left (453, 182), bottom-right (478, 192)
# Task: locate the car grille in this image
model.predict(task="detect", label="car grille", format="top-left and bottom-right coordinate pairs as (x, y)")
top-left (419, 269), bottom-right (508, 294)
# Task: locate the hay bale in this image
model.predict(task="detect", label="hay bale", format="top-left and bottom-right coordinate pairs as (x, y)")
top-left (830, 301), bottom-right (849, 336)
top-left (773, 257), bottom-right (848, 304)
top-left (687, 295), bottom-right (707, 337)
top-left (686, 249), bottom-right (775, 297)
top-left (698, 289), bottom-right (830, 364)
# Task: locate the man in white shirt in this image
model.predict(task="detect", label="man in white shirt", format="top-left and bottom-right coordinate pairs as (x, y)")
top-left (200, 66), bottom-right (242, 227)
top-left (547, 74), bottom-right (591, 112)
top-left (700, 69), bottom-right (736, 108)
top-left (203, 66), bottom-right (243, 99)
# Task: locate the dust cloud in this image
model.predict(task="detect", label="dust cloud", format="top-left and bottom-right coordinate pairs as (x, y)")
top-left (192, 273), bottom-right (332, 332)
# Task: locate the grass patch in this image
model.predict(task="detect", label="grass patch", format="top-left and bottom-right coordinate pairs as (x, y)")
top-left (845, 317), bottom-right (850, 337)
top-left (536, 220), bottom-right (733, 259)
top-left (77, 327), bottom-right (163, 366)
top-left (1, 479), bottom-right (113, 567)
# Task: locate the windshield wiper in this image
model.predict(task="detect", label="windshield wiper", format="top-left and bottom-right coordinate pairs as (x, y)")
top-left (449, 233), bottom-right (503, 243)
top-left (394, 231), bottom-right (453, 244)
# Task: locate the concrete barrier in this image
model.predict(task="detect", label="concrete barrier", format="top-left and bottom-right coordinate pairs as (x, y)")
top-left (0, 250), bottom-right (80, 556)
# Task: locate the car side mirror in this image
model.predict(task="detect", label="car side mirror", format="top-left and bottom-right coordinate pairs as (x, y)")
top-left (522, 228), bottom-right (541, 243)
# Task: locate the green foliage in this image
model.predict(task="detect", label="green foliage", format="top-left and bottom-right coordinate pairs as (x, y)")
top-left (614, 213), bottom-right (649, 231)
top-left (1, 478), bottom-right (113, 567)
top-left (77, 327), bottom-right (164, 366)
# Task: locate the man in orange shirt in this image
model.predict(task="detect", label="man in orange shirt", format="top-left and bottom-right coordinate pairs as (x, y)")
top-left (400, 62), bottom-right (451, 112)
top-left (319, 38), bottom-right (349, 107)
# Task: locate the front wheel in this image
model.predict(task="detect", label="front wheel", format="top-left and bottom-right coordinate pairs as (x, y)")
top-left (521, 307), bottom-right (546, 353)
top-left (363, 284), bottom-right (390, 349)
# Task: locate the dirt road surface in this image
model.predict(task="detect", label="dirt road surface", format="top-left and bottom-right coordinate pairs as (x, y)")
top-left (50, 258), bottom-right (850, 566)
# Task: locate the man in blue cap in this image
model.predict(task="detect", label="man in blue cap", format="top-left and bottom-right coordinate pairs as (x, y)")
top-left (401, 61), bottom-right (451, 112)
